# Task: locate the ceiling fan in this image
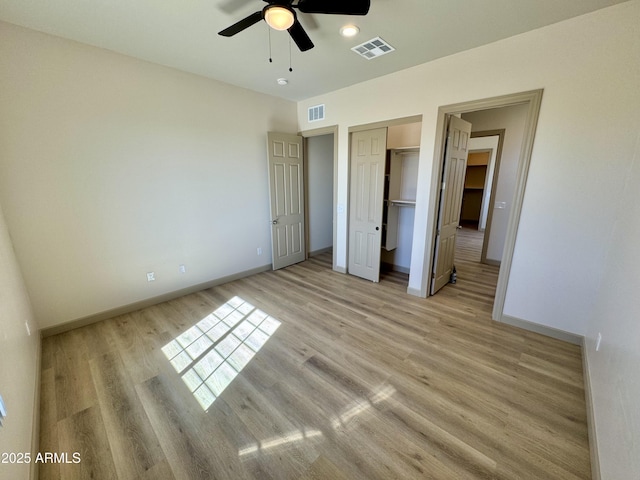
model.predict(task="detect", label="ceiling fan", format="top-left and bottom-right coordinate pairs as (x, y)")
top-left (218, 0), bottom-right (371, 52)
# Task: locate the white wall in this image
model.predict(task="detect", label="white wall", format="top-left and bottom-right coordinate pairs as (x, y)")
top-left (296, 0), bottom-right (640, 336)
top-left (584, 131), bottom-right (640, 480)
top-left (463, 104), bottom-right (528, 262)
top-left (0, 22), bottom-right (298, 329)
top-left (0, 203), bottom-right (40, 480)
top-left (306, 134), bottom-right (334, 254)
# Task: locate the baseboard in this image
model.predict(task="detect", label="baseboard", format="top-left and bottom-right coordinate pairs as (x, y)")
top-left (582, 338), bottom-right (601, 480)
top-left (407, 286), bottom-right (424, 297)
top-left (309, 247), bottom-right (332, 257)
top-left (482, 258), bottom-right (501, 267)
top-left (30, 333), bottom-right (42, 480)
top-left (334, 265), bottom-right (347, 274)
top-left (499, 314), bottom-right (583, 345)
top-left (40, 263), bottom-right (272, 337)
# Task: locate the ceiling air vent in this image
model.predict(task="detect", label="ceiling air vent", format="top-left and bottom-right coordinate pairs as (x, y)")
top-left (351, 37), bottom-right (395, 60)
top-left (308, 104), bottom-right (325, 122)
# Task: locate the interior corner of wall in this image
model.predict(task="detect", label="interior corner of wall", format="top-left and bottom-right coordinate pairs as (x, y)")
top-left (581, 340), bottom-right (602, 480)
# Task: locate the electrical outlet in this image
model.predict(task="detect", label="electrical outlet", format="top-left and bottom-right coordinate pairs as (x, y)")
top-left (147, 272), bottom-right (155, 282)
top-left (596, 332), bottom-right (602, 352)
top-left (179, 264), bottom-right (186, 274)
top-left (257, 247), bottom-right (262, 256)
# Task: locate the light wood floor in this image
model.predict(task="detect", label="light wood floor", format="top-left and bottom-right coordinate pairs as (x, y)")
top-left (39, 229), bottom-right (591, 479)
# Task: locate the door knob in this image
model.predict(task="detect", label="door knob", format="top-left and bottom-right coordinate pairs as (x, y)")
top-left (271, 220), bottom-right (278, 225)
top-left (375, 226), bottom-right (380, 231)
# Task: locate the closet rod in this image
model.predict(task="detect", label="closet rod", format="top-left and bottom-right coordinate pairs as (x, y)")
top-left (389, 200), bottom-right (416, 207)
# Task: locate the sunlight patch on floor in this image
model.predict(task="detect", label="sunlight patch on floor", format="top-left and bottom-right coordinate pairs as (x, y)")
top-left (162, 296), bottom-right (281, 411)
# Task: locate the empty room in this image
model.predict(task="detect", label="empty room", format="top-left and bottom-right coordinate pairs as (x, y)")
top-left (1, 1), bottom-right (639, 479)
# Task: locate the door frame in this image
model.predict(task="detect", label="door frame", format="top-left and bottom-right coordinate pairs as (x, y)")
top-left (299, 125), bottom-right (339, 271)
top-left (425, 89), bottom-right (543, 321)
top-left (469, 129), bottom-right (506, 266)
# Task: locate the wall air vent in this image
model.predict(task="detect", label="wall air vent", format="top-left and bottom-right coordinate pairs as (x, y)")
top-left (351, 37), bottom-right (395, 60)
top-left (308, 104), bottom-right (325, 122)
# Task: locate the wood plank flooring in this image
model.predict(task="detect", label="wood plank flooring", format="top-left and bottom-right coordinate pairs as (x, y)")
top-left (39, 229), bottom-right (591, 479)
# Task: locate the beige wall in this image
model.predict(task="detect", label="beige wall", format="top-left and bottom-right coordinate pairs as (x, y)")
top-left (0, 22), bottom-right (298, 329)
top-left (0, 204), bottom-right (40, 480)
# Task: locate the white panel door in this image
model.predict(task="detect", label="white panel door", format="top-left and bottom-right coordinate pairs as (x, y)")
top-left (267, 132), bottom-right (305, 270)
top-left (431, 116), bottom-right (472, 294)
top-left (348, 128), bottom-right (387, 282)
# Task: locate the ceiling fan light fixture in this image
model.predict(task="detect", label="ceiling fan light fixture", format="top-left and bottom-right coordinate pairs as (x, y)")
top-left (340, 25), bottom-right (360, 37)
top-left (264, 6), bottom-right (295, 31)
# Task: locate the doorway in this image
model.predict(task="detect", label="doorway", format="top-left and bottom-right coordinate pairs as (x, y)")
top-left (426, 89), bottom-right (543, 321)
top-left (464, 131), bottom-right (504, 266)
top-left (460, 149), bottom-right (491, 230)
top-left (300, 125), bottom-right (339, 271)
top-left (305, 134), bottom-right (334, 257)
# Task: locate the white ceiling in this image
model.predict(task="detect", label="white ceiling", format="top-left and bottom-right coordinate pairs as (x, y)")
top-left (0, 0), bottom-right (629, 101)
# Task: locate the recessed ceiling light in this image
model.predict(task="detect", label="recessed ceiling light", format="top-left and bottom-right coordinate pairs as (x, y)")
top-left (340, 25), bottom-right (360, 37)
top-left (276, 78), bottom-right (289, 85)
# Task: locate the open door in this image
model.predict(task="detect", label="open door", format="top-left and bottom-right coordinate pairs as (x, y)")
top-left (267, 132), bottom-right (305, 270)
top-left (430, 116), bottom-right (472, 294)
top-left (348, 127), bottom-right (387, 282)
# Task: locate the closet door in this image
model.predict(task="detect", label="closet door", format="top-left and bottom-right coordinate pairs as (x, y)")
top-left (348, 128), bottom-right (387, 282)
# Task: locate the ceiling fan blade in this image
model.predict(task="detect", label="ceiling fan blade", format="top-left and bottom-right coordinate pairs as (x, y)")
top-left (218, 11), bottom-right (263, 37)
top-left (288, 19), bottom-right (314, 51)
top-left (218, 0), bottom-right (257, 15)
top-left (296, 0), bottom-right (370, 15)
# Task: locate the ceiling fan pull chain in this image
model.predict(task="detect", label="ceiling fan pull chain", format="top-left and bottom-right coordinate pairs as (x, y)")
top-left (268, 27), bottom-right (273, 63)
top-left (289, 36), bottom-right (293, 72)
